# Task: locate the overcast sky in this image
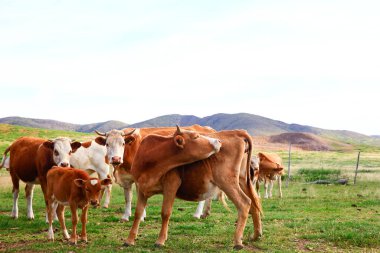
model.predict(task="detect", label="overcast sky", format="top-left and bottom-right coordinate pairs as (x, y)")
top-left (1, 1), bottom-right (379, 135)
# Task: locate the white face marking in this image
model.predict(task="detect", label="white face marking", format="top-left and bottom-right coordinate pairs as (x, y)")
top-left (203, 136), bottom-right (221, 154)
top-left (104, 130), bottom-right (126, 164)
top-left (52, 137), bottom-right (73, 166)
top-left (91, 179), bottom-right (98, 186)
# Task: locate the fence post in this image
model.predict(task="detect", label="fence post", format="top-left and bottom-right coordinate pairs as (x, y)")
top-left (354, 151), bottom-right (361, 184)
top-left (286, 142), bottom-right (292, 187)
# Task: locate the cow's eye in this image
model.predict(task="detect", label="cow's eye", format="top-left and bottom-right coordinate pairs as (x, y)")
top-left (54, 150), bottom-right (59, 156)
top-left (86, 188), bottom-right (90, 192)
top-left (106, 143), bottom-right (109, 147)
top-left (194, 135), bottom-right (199, 139)
top-left (122, 142), bottom-right (125, 146)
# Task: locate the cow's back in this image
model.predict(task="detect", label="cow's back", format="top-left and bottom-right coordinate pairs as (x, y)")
top-left (9, 137), bottom-right (45, 183)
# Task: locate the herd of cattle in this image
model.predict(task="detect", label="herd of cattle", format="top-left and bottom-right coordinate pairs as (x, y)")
top-left (0, 124), bottom-right (285, 250)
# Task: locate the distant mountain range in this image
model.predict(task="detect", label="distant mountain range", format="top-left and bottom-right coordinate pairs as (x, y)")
top-left (1, 114), bottom-right (379, 149)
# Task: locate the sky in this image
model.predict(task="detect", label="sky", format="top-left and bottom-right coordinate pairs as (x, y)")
top-left (1, 0), bottom-right (379, 135)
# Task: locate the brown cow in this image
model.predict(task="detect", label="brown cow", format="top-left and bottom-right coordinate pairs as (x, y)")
top-left (256, 152), bottom-right (284, 198)
top-left (196, 155), bottom-right (260, 219)
top-left (95, 124), bottom-right (216, 221)
top-left (46, 167), bottom-right (112, 244)
top-left (124, 129), bottom-right (262, 250)
top-left (3, 137), bottom-right (81, 220)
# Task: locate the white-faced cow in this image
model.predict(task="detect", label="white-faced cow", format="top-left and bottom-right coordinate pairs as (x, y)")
top-left (70, 140), bottom-right (114, 208)
top-left (46, 167), bottom-right (111, 244)
top-left (2, 137), bottom-right (81, 219)
top-left (256, 152), bottom-right (284, 198)
top-left (96, 124), bottom-right (216, 221)
top-left (124, 129), bottom-right (262, 250)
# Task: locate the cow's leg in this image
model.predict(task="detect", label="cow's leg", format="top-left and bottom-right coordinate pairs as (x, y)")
top-left (69, 205), bottom-right (79, 245)
top-left (102, 184), bottom-right (112, 208)
top-left (10, 173), bottom-right (19, 219)
top-left (221, 182), bottom-right (251, 250)
top-left (25, 183), bottom-right (35, 220)
top-left (56, 204), bottom-right (69, 240)
top-left (124, 190), bottom-right (148, 246)
top-left (278, 175), bottom-right (283, 198)
top-left (40, 177), bottom-right (58, 222)
top-left (79, 205), bottom-right (89, 242)
top-left (193, 200), bottom-right (205, 219)
top-left (47, 200), bottom-right (55, 241)
top-left (255, 180), bottom-right (261, 198)
top-left (121, 184), bottom-right (133, 221)
top-left (155, 172), bottom-right (181, 247)
top-left (201, 198), bottom-right (212, 219)
top-left (240, 180), bottom-right (263, 241)
top-left (268, 179), bottom-right (274, 198)
top-left (264, 178), bottom-right (269, 199)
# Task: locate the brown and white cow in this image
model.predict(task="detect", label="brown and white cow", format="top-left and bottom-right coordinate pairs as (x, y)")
top-left (2, 137), bottom-right (81, 220)
top-left (46, 167), bottom-right (111, 244)
top-left (95, 124), bottom-right (216, 221)
top-left (70, 140), bottom-right (114, 208)
top-left (124, 129), bottom-right (262, 250)
top-left (256, 152), bottom-right (284, 198)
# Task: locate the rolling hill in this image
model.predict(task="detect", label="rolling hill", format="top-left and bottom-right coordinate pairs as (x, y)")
top-left (1, 113), bottom-right (379, 151)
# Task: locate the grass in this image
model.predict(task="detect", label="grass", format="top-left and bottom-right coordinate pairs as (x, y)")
top-left (1, 124), bottom-right (380, 252)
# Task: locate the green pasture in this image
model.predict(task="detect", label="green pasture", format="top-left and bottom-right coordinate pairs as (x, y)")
top-left (0, 124), bottom-right (379, 252)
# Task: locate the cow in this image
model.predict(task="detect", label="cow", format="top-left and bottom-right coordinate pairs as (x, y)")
top-left (256, 152), bottom-right (284, 198)
top-left (124, 129), bottom-right (262, 250)
top-left (46, 166), bottom-right (112, 244)
top-left (194, 155), bottom-right (260, 219)
top-left (2, 137), bottom-right (81, 220)
top-left (70, 140), bottom-right (114, 208)
top-left (95, 124), bottom-right (216, 221)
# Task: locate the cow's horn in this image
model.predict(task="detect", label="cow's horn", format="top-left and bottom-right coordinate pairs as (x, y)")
top-left (122, 129), bottom-right (136, 137)
top-left (176, 124), bottom-right (182, 134)
top-left (95, 130), bottom-right (106, 136)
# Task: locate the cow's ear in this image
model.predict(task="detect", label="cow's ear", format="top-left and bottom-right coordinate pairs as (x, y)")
top-left (174, 135), bottom-right (185, 149)
top-left (101, 178), bottom-right (112, 186)
top-left (95, 137), bottom-right (106, 146)
top-left (74, 179), bottom-right (85, 188)
top-left (43, 140), bottom-right (54, 150)
top-left (124, 136), bottom-right (135, 145)
top-left (71, 142), bottom-right (82, 153)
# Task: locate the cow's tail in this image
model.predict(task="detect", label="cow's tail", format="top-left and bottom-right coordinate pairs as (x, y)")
top-left (243, 131), bottom-right (263, 216)
top-left (0, 146), bottom-right (11, 170)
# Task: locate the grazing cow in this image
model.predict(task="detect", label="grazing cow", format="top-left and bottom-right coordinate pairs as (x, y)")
top-left (70, 140), bottom-right (114, 208)
top-left (95, 124), bottom-right (216, 221)
top-left (124, 129), bottom-right (262, 250)
top-left (46, 167), bottom-right (112, 244)
top-left (256, 152), bottom-right (284, 198)
top-left (2, 137), bottom-right (81, 219)
top-left (194, 155), bottom-right (260, 219)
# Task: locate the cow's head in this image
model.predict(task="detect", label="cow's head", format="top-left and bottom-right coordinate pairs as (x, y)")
top-left (94, 129), bottom-right (136, 166)
top-left (74, 177), bottom-right (112, 207)
top-left (172, 125), bottom-right (221, 161)
top-left (250, 156), bottom-right (260, 184)
top-left (43, 137), bottom-right (81, 167)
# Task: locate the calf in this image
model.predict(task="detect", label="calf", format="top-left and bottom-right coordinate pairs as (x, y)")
top-left (46, 167), bottom-right (111, 244)
top-left (95, 124), bottom-right (216, 221)
top-left (194, 155), bottom-right (260, 219)
top-left (2, 137), bottom-right (81, 219)
top-left (70, 140), bottom-right (114, 208)
top-left (124, 129), bottom-right (262, 250)
top-left (256, 152), bottom-right (284, 198)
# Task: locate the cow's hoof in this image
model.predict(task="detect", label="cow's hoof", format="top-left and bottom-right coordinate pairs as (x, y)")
top-left (102, 205), bottom-right (109, 209)
top-left (120, 218), bottom-right (129, 222)
top-left (249, 232), bottom-right (262, 241)
top-left (123, 242), bottom-right (134, 247)
top-left (154, 243), bottom-right (164, 248)
top-left (233, 244), bottom-right (244, 250)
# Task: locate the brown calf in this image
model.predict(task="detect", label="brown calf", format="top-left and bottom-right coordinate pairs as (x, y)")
top-left (46, 167), bottom-right (112, 244)
top-left (3, 137), bottom-right (81, 220)
top-left (124, 130), bottom-right (262, 250)
top-left (256, 152), bottom-right (284, 198)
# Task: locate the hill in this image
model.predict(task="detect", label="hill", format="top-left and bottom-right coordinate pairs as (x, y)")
top-left (1, 113), bottom-right (380, 151)
top-left (0, 117), bottom-right (129, 133)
